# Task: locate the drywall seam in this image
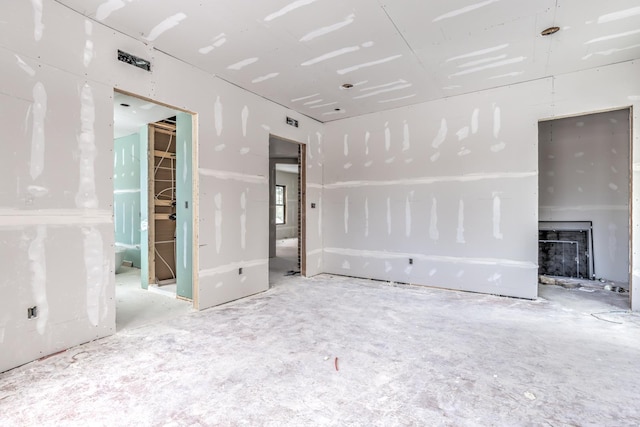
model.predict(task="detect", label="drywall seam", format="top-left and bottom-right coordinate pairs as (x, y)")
top-left (0, 209), bottom-right (112, 226)
top-left (324, 171), bottom-right (536, 189)
top-left (199, 168), bottom-right (267, 184)
top-left (539, 205), bottom-right (628, 211)
top-left (324, 248), bottom-right (536, 269)
top-left (199, 258), bottom-right (268, 277)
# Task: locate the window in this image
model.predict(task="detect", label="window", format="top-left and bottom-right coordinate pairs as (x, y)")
top-left (275, 185), bottom-right (285, 225)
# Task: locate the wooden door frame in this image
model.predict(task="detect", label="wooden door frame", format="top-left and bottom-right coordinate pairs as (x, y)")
top-left (299, 144), bottom-right (307, 276)
top-left (628, 106), bottom-right (633, 309)
top-left (269, 135), bottom-right (307, 277)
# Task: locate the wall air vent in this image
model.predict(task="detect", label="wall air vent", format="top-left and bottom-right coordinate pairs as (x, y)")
top-left (286, 116), bottom-right (299, 128)
top-left (117, 50), bottom-right (151, 72)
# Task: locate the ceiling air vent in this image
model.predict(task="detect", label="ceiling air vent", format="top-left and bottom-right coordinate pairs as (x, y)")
top-left (117, 50), bottom-right (151, 71)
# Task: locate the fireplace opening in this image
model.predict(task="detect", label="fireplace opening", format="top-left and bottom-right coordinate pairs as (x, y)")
top-left (538, 221), bottom-right (593, 279)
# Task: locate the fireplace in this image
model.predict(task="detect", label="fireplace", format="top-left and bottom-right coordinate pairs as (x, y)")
top-left (538, 221), bottom-right (594, 279)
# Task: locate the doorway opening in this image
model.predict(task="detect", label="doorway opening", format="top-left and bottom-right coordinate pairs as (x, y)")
top-left (113, 90), bottom-right (198, 330)
top-left (268, 135), bottom-right (306, 282)
top-left (538, 108), bottom-right (631, 309)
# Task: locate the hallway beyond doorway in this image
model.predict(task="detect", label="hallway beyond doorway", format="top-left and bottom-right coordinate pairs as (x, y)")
top-left (269, 238), bottom-right (298, 283)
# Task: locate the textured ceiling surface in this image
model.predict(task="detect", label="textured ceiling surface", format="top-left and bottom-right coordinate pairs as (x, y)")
top-left (58, 0), bottom-right (640, 122)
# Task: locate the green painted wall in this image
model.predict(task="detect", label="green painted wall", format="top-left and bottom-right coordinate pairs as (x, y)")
top-left (114, 133), bottom-right (142, 268)
top-left (176, 113), bottom-right (193, 300)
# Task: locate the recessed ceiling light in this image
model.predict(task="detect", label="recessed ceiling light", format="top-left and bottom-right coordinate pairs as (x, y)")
top-left (541, 26), bottom-right (560, 36)
top-left (341, 83), bottom-right (353, 89)
top-left (120, 103), bottom-right (130, 107)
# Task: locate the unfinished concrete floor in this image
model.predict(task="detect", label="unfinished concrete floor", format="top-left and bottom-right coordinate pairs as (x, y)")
top-left (116, 267), bottom-right (193, 332)
top-left (1, 270), bottom-right (639, 425)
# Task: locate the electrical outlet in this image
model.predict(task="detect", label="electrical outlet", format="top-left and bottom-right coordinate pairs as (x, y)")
top-left (311, 203), bottom-right (316, 208)
top-left (27, 306), bottom-right (38, 319)
top-left (239, 267), bottom-right (243, 275)
top-left (409, 258), bottom-right (413, 265)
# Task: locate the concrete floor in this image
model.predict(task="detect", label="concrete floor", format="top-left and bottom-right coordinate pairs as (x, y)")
top-left (115, 267), bottom-right (193, 332)
top-left (1, 251), bottom-right (639, 425)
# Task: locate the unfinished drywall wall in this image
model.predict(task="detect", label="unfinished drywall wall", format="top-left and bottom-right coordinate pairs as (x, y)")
top-left (275, 169), bottom-right (299, 240)
top-left (0, 0), bottom-right (323, 373)
top-left (539, 110), bottom-right (629, 283)
top-left (323, 60), bottom-right (640, 305)
top-left (113, 133), bottom-right (141, 268)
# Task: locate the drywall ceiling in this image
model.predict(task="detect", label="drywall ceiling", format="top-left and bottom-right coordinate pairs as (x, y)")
top-left (114, 92), bottom-right (177, 138)
top-left (59, 0), bottom-right (640, 122)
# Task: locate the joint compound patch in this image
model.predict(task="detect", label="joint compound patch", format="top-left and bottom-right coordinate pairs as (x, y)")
top-left (429, 198), bottom-right (439, 240)
top-left (492, 193), bottom-right (503, 240)
top-left (241, 106), bottom-right (249, 137)
top-left (240, 192), bottom-right (247, 249)
top-left (214, 96), bottom-right (223, 136)
top-left (214, 193), bottom-right (222, 253)
top-left (144, 13), bottom-right (187, 42)
top-left (432, 119), bottom-right (448, 148)
top-left (344, 195), bottom-right (349, 234)
top-left (402, 121), bottom-right (410, 152)
top-left (364, 198), bottom-right (369, 237)
top-left (28, 226), bottom-right (49, 334)
top-left (31, 0), bottom-right (44, 40)
top-left (30, 82), bottom-right (47, 180)
top-left (83, 227), bottom-right (105, 327)
top-left (76, 84), bottom-right (98, 209)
